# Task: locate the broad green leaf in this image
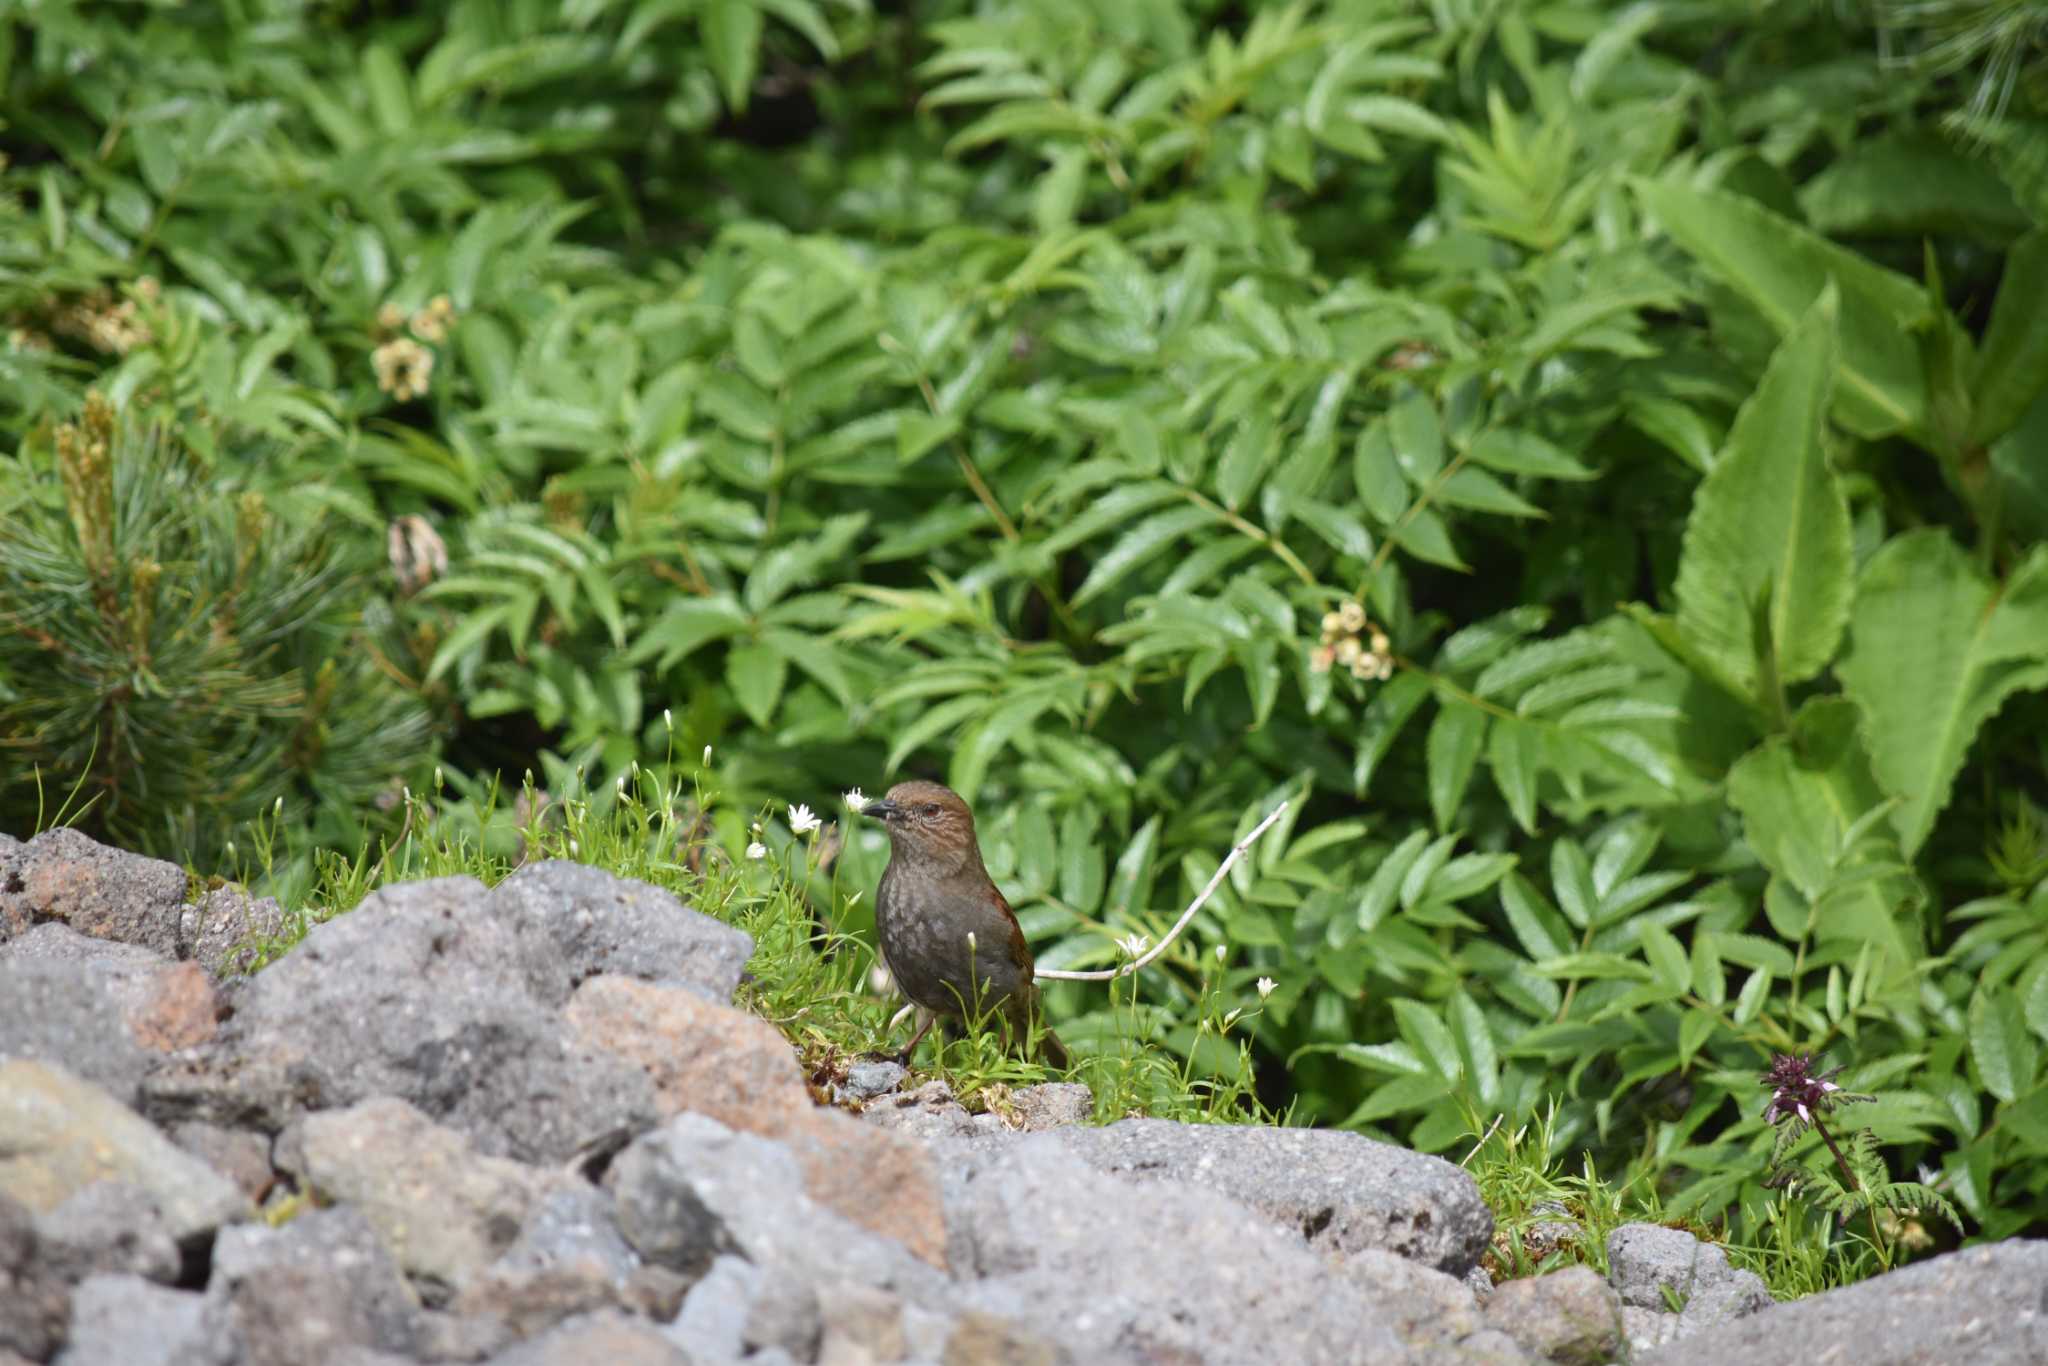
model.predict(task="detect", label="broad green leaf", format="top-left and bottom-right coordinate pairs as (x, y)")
top-left (1449, 992), bottom-right (1500, 1107)
top-left (1393, 999), bottom-right (1462, 1082)
top-left (1467, 429), bottom-right (1594, 481)
top-left (1389, 392), bottom-right (1443, 482)
top-left (627, 596), bottom-right (751, 668)
top-left (1073, 505), bottom-right (1216, 606)
top-left (1392, 508), bottom-right (1466, 571)
top-left (1353, 426), bottom-right (1409, 522)
top-left (1726, 698), bottom-right (1919, 971)
top-left (1487, 715), bottom-right (1540, 833)
top-left (703, 0), bottom-right (764, 112)
top-left (1437, 466), bottom-right (1544, 519)
top-left (1838, 534), bottom-right (2048, 853)
top-left (726, 640), bottom-right (786, 728)
top-left (1358, 829), bottom-right (1431, 931)
top-left (1970, 228), bottom-right (2048, 445)
top-left (1354, 670), bottom-right (1431, 794)
top-left (1426, 700), bottom-right (1486, 830)
top-left (1970, 985), bottom-right (2039, 1104)
top-left (1105, 815), bottom-right (1161, 919)
top-left (1635, 178), bottom-right (1929, 438)
top-left (1672, 288), bottom-right (1850, 703)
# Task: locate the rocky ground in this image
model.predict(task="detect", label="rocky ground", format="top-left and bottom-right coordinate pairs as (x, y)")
top-left (2, 827), bottom-right (2044, 1365)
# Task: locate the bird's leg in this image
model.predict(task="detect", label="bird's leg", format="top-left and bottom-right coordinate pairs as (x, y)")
top-left (895, 1006), bottom-right (939, 1065)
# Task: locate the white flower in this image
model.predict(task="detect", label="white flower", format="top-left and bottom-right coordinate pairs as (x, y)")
top-left (845, 891), bottom-right (862, 908)
top-left (663, 708), bottom-right (673, 731)
top-left (1223, 1007), bottom-right (1244, 1029)
top-left (1118, 932), bottom-right (1150, 958)
top-left (1214, 943), bottom-right (1227, 962)
top-left (702, 744), bottom-right (712, 764)
top-left (1256, 976), bottom-right (1277, 1000)
top-left (844, 787), bottom-right (867, 812)
top-left (967, 931), bottom-right (978, 954)
top-left (789, 803), bottom-right (821, 834)
top-left (746, 841), bottom-right (767, 860)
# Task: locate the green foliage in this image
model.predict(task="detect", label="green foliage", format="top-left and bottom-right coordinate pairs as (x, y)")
top-left (8, 0), bottom-right (2048, 1275)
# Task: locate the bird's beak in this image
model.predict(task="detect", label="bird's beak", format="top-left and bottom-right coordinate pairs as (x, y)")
top-left (860, 798), bottom-right (901, 822)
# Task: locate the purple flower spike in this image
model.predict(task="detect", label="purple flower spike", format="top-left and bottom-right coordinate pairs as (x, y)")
top-left (1761, 1053), bottom-right (1846, 1129)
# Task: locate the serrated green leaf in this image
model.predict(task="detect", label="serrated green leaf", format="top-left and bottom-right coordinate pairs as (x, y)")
top-left (1839, 535), bottom-right (2048, 854)
top-left (1971, 985), bottom-right (2039, 1104)
top-left (1672, 287), bottom-right (1851, 702)
top-left (1635, 177), bottom-right (1929, 438)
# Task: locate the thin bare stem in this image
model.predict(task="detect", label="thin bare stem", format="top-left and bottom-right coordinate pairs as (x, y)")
top-left (1035, 800), bottom-right (1291, 983)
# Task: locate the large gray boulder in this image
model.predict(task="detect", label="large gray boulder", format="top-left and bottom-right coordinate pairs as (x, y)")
top-left (1642, 1240), bottom-right (2048, 1366)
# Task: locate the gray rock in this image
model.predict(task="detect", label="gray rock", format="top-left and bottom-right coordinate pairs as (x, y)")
top-left (609, 1113), bottom-right (945, 1305)
top-left (1641, 1241), bottom-right (2048, 1366)
top-left (936, 1132), bottom-right (1425, 1365)
top-left (1606, 1221), bottom-right (1772, 1348)
top-left (166, 1123), bottom-right (274, 1204)
top-left (484, 1309), bottom-right (695, 1365)
top-left (666, 1254), bottom-right (760, 1360)
top-left (201, 1206), bottom-right (420, 1366)
top-left (1606, 1222), bottom-right (1743, 1310)
top-left (1622, 1304), bottom-right (1681, 1355)
top-left (1048, 1117), bottom-right (1494, 1274)
top-left (0, 828), bottom-right (188, 958)
top-left (814, 1282), bottom-right (911, 1363)
top-left (0, 957), bottom-right (160, 1106)
top-left (743, 1266), bottom-right (823, 1361)
top-left (0, 922), bottom-right (164, 969)
top-left (1348, 1247), bottom-right (1487, 1347)
top-left (178, 888), bottom-right (285, 980)
top-left (55, 1273), bottom-right (208, 1366)
top-left (273, 1096), bottom-right (559, 1300)
top-left (1, 1192), bottom-right (69, 1360)
top-left (36, 1182), bottom-right (182, 1286)
top-left (139, 877), bottom-right (662, 1163)
top-left (939, 1309), bottom-right (1069, 1365)
top-left (861, 1079), bottom-right (988, 1141)
top-left (482, 860), bottom-right (753, 1004)
top-left (842, 1060), bottom-right (907, 1100)
top-left (0, 932), bottom-right (221, 1106)
top-left (1481, 1266), bottom-right (1622, 1366)
top-left (1008, 1083), bottom-right (1091, 1131)
top-left (0, 1060), bottom-right (249, 1244)
top-left (1448, 1328), bottom-right (1535, 1365)
top-left (492, 1184), bottom-right (640, 1286)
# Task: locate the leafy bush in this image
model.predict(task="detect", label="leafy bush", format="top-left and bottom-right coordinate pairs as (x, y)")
top-left (6, 0), bottom-right (2048, 1268)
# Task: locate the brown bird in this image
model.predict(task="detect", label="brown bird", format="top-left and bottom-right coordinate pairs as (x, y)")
top-left (862, 779), bottom-right (1069, 1068)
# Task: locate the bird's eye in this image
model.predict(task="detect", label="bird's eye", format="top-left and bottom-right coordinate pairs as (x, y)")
top-left (920, 803), bottom-right (940, 816)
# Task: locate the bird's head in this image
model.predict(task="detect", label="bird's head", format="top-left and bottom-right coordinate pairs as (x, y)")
top-left (860, 779), bottom-right (980, 872)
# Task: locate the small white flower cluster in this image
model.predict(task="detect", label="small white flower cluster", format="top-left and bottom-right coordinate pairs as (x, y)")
top-left (1310, 599), bottom-right (1394, 682)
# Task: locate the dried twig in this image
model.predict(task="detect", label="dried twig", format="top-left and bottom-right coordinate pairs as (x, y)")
top-left (1034, 800), bottom-right (1291, 983)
